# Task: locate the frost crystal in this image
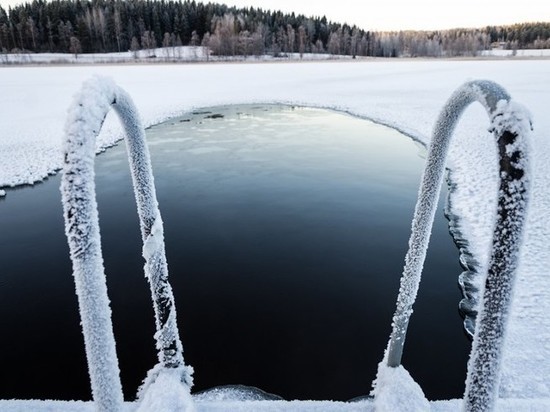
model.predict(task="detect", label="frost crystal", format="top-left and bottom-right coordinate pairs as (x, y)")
top-left (61, 76), bottom-right (193, 411)
top-left (61, 76), bottom-right (123, 412)
top-left (379, 80), bottom-right (530, 412)
top-left (143, 212), bottom-right (164, 261)
top-left (137, 365), bottom-right (195, 412)
top-left (371, 354), bottom-right (429, 412)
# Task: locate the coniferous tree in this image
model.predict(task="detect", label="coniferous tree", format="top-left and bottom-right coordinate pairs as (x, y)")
top-left (0, 0), bottom-right (548, 58)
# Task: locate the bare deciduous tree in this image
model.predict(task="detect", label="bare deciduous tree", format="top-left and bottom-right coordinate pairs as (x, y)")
top-left (69, 36), bottom-right (81, 58)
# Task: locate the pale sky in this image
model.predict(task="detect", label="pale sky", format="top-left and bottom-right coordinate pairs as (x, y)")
top-left (0, 0), bottom-right (548, 31)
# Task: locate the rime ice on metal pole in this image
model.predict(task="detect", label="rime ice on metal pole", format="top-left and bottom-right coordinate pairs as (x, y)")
top-left (380, 80), bottom-right (530, 411)
top-left (61, 77), bottom-right (124, 412)
top-left (463, 98), bottom-right (531, 412)
top-left (61, 77), bottom-right (192, 411)
top-left (112, 87), bottom-right (192, 386)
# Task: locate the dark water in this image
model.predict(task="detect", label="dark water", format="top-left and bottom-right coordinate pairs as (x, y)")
top-left (0, 105), bottom-right (469, 402)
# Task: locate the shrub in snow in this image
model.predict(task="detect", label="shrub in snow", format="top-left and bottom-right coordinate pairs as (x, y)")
top-left (61, 76), bottom-right (193, 411)
top-left (376, 80), bottom-right (530, 411)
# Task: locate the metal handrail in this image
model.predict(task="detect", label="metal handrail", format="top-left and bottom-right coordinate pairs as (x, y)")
top-left (60, 77), bottom-right (531, 411)
top-left (384, 80), bottom-right (531, 411)
top-left (61, 77), bottom-right (192, 411)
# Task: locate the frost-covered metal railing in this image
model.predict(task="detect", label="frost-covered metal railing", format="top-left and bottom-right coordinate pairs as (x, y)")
top-left (61, 77), bottom-right (192, 411)
top-left (381, 80), bottom-right (531, 411)
top-left (60, 76), bottom-right (530, 411)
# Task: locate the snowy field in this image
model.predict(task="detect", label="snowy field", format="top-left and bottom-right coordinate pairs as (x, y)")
top-left (481, 48), bottom-right (550, 58)
top-left (2, 47), bottom-right (548, 66)
top-left (0, 46), bottom-right (210, 64)
top-left (0, 59), bottom-right (549, 410)
top-left (0, 46), bottom-right (351, 65)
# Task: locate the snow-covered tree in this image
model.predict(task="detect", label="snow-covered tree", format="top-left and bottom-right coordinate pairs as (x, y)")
top-left (69, 36), bottom-right (81, 58)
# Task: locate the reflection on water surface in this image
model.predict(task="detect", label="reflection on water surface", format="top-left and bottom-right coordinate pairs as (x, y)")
top-left (0, 105), bottom-right (468, 401)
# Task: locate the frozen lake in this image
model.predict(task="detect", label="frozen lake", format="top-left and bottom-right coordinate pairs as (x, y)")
top-left (0, 105), bottom-right (468, 401)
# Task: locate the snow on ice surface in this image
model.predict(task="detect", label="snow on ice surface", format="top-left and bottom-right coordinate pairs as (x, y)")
top-left (481, 48), bottom-right (550, 58)
top-left (136, 368), bottom-right (194, 412)
top-left (1, 60), bottom-right (550, 407)
top-left (0, 400), bottom-right (374, 412)
top-left (193, 385), bottom-right (284, 401)
top-left (2, 398), bottom-right (550, 411)
top-left (371, 358), bottom-right (430, 411)
top-left (1, 47), bottom-right (351, 65)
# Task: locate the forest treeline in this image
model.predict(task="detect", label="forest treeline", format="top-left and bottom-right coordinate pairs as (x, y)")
top-left (1, 0), bottom-right (550, 57)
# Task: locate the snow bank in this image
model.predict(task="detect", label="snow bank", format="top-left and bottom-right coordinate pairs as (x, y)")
top-left (136, 368), bottom-right (195, 412)
top-left (0, 48), bottom-right (353, 65)
top-left (432, 398), bottom-right (550, 411)
top-left (193, 400), bottom-right (373, 412)
top-left (0, 46), bottom-right (208, 65)
top-left (371, 360), bottom-right (429, 411)
top-left (0, 400), bottom-right (374, 412)
top-left (481, 49), bottom-right (550, 58)
top-left (3, 398), bottom-right (550, 411)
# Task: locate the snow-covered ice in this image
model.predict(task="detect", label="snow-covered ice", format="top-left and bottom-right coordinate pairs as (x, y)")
top-left (481, 48), bottom-right (550, 58)
top-left (1, 60), bottom-right (549, 409)
top-left (136, 368), bottom-right (194, 412)
top-left (372, 356), bottom-right (430, 411)
top-left (0, 47), bottom-right (349, 65)
top-left (2, 397), bottom-right (550, 411)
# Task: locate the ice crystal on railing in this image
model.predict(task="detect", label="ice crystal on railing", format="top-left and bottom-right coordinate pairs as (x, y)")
top-left (379, 80), bottom-right (530, 412)
top-left (62, 76), bottom-right (193, 411)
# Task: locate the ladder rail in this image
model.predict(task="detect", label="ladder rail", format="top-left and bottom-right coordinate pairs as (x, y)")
top-left (61, 77), bottom-right (191, 411)
top-left (384, 80), bottom-right (531, 411)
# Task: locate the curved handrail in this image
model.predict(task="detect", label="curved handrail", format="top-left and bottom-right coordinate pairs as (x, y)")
top-left (383, 80), bottom-right (530, 410)
top-left (61, 77), bottom-right (192, 411)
